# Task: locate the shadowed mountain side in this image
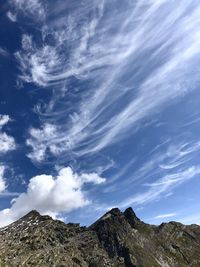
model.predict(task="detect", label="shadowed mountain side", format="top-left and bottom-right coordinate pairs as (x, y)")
top-left (0, 208), bottom-right (200, 266)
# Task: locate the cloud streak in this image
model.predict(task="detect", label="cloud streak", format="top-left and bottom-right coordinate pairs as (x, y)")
top-left (13, 1), bottom-right (200, 164)
top-left (119, 166), bottom-right (200, 208)
top-left (0, 48), bottom-right (9, 57)
top-left (112, 139), bottom-right (200, 209)
top-left (155, 213), bottom-right (176, 219)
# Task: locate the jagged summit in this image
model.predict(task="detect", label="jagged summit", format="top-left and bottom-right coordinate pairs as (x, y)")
top-left (21, 210), bottom-right (42, 220)
top-left (108, 207), bottom-right (121, 215)
top-left (123, 206), bottom-right (138, 218)
top-left (2, 210), bottom-right (53, 232)
top-left (21, 209), bottom-right (53, 222)
top-left (0, 207), bottom-right (200, 266)
top-left (123, 207), bottom-right (142, 227)
top-left (90, 207), bottom-right (142, 231)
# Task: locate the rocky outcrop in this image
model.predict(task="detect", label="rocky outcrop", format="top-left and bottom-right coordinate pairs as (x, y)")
top-left (0, 208), bottom-right (200, 266)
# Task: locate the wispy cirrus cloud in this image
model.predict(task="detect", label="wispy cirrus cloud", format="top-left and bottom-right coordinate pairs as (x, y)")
top-left (119, 166), bottom-right (200, 208)
top-left (13, 1), bottom-right (200, 165)
top-left (100, 139), bottom-right (200, 209)
top-left (15, 34), bottom-right (60, 87)
top-left (116, 140), bottom-right (200, 187)
top-left (8, 0), bottom-right (46, 21)
top-left (0, 48), bottom-right (9, 57)
top-left (155, 213), bottom-right (176, 219)
top-left (6, 11), bottom-right (17, 22)
top-left (0, 115), bottom-right (16, 154)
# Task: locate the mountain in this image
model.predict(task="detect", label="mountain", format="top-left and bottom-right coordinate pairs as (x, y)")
top-left (0, 208), bottom-right (200, 267)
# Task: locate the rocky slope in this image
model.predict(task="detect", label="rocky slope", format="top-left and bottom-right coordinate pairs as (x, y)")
top-left (0, 208), bottom-right (200, 267)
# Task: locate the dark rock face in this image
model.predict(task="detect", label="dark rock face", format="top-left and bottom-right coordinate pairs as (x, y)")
top-left (90, 208), bottom-right (134, 266)
top-left (0, 208), bottom-right (200, 266)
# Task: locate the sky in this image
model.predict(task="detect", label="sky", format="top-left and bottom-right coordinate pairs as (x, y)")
top-left (0, 0), bottom-right (200, 227)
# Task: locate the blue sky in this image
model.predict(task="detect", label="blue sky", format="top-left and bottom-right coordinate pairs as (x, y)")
top-left (0, 0), bottom-right (200, 226)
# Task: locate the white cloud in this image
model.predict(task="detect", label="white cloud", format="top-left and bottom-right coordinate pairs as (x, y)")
top-left (9, 0), bottom-right (46, 21)
top-left (0, 115), bottom-right (16, 153)
top-left (119, 166), bottom-right (200, 208)
top-left (0, 48), bottom-right (9, 57)
top-left (15, 35), bottom-right (60, 86)
top-left (155, 213), bottom-right (176, 219)
top-left (0, 167), bottom-right (106, 227)
top-left (26, 123), bottom-right (62, 162)
top-left (6, 11), bottom-right (17, 22)
top-left (0, 133), bottom-right (16, 154)
top-left (103, 140), bottom-right (200, 210)
top-left (14, 1), bottom-right (200, 164)
top-left (102, 140), bottom-right (200, 195)
top-left (0, 166), bottom-right (7, 193)
top-left (0, 115), bottom-right (10, 127)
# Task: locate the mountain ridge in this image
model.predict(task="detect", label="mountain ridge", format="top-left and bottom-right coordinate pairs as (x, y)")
top-left (0, 207), bottom-right (200, 266)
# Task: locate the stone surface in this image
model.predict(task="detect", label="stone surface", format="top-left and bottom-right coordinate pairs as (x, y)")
top-left (0, 208), bottom-right (200, 266)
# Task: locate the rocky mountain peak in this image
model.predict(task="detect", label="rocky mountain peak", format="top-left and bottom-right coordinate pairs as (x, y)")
top-left (21, 210), bottom-right (42, 220)
top-left (9, 210), bottom-right (52, 230)
top-left (22, 210), bottom-right (52, 221)
top-left (123, 207), bottom-right (142, 228)
top-left (108, 207), bottom-right (121, 216)
top-left (0, 208), bottom-right (200, 267)
top-left (90, 207), bottom-right (142, 232)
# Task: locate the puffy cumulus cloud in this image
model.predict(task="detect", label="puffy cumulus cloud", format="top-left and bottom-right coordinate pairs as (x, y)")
top-left (0, 166), bottom-right (7, 193)
top-left (0, 115), bottom-right (16, 153)
top-left (0, 167), bottom-right (106, 227)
